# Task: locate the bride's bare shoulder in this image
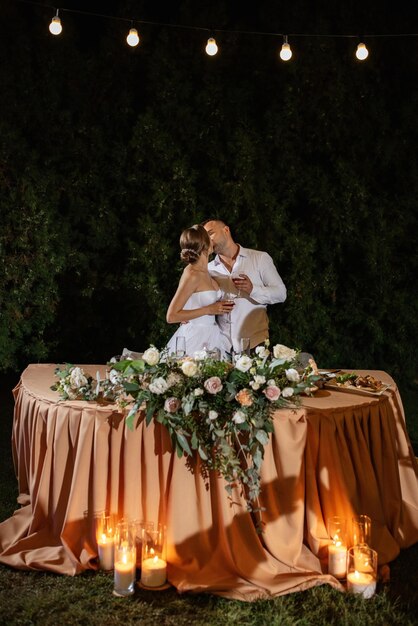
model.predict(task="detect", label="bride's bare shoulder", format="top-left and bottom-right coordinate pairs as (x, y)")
top-left (181, 265), bottom-right (201, 284)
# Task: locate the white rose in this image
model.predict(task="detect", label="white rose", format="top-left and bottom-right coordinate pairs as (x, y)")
top-left (234, 355), bottom-right (252, 372)
top-left (267, 379), bottom-right (276, 386)
top-left (208, 410), bottom-right (218, 421)
top-left (232, 410), bottom-right (246, 424)
top-left (273, 344), bottom-right (297, 361)
top-left (143, 346), bottom-right (160, 366)
top-left (193, 350), bottom-right (207, 361)
top-left (255, 346), bottom-right (270, 359)
top-left (249, 381), bottom-right (260, 390)
top-left (148, 377), bottom-right (168, 394)
top-left (285, 368), bottom-right (300, 383)
top-left (282, 386), bottom-right (295, 398)
top-left (254, 375), bottom-right (266, 385)
top-left (109, 369), bottom-right (121, 385)
top-left (194, 388), bottom-right (204, 396)
top-left (69, 367), bottom-right (88, 389)
top-left (181, 360), bottom-right (198, 377)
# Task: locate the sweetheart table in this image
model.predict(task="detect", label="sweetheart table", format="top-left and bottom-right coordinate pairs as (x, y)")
top-left (0, 364), bottom-right (417, 600)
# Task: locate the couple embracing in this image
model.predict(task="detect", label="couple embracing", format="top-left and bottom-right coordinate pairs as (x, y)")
top-left (166, 219), bottom-right (287, 359)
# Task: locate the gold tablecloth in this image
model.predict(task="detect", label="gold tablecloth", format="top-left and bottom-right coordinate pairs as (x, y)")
top-left (1, 364), bottom-right (418, 600)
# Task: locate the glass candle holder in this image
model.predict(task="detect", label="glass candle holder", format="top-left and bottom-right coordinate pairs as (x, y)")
top-left (346, 545), bottom-right (378, 598)
top-left (113, 521), bottom-right (136, 597)
top-left (96, 512), bottom-right (116, 571)
top-left (352, 514), bottom-right (372, 547)
top-left (134, 520), bottom-right (154, 569)
top-left (327, 516), bottom-right (347, 579)
top-left (141, 524), bottom-right (167, 588)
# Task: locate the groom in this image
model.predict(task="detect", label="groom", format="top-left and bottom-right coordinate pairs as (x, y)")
top-left (202, 219), bottom-right (287, 352)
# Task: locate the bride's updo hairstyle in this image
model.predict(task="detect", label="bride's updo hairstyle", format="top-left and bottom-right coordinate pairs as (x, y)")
top-left (180, 224), bottom-right (211, 265)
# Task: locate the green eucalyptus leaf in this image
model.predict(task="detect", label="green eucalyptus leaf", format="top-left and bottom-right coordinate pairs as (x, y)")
top-left (176, 432), bottom-right (192, 456)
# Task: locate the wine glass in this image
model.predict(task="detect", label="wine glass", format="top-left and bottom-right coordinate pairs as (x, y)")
top-left (221, 291), bottom-right (236, 324)
top-left (231, 273), bottom-right (242, 297)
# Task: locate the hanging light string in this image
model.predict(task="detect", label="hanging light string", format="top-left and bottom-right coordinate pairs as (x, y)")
top-left (15, 0), bottom-right (418, 61)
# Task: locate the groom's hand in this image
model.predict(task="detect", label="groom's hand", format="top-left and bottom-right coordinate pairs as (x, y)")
top-left (232, 274), bottom-right (253, 295)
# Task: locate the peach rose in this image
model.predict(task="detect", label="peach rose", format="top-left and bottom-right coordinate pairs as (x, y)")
top-left (235, 388), bottom-right (253, 407)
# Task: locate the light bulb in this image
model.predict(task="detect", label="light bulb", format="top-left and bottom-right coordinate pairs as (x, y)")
top-left (355, 42), bottom-right (369, 61)
top-left (127, 28), bottom-right (140, 47)
top-left (279, 36), bottom-right (292, 61)
top-left (205, 37), bottom-right (218, 56)
top-left (279, 43), bottom-right (292, 61)
top-left (49, 16), bottom-right (62, 36)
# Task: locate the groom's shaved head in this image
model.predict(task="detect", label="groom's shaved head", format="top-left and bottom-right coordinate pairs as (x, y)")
top-left (201, 218), bottom-right (227, 228)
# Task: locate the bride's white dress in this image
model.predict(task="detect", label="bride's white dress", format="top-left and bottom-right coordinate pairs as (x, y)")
top-left (166, 290), bottom-right (231, 358)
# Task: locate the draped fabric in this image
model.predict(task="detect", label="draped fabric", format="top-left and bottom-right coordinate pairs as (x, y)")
top-left (1, 364), bottom-right (417, 600)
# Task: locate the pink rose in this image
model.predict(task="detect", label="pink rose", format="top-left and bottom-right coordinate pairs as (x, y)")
top-left (204, 376), bottom-right (223, 395)
top-left (164, 397), bottom-right (181, 413)
top-left (263, 385), bottom-right (281, 402)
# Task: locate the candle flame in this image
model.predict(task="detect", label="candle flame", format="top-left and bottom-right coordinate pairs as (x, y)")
top-left (150, 548), bottom-right (155, 556)
top-left (100, 533), bottom-right (107, 543)
top-left (354, 570), bottom-right (360, 579)
top-left (153, 555), bottom-right (158, 563)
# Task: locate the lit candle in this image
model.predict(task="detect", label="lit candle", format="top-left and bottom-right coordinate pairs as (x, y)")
top-left (328, 541), bottom-right (347, 579)
top-left (98, 533), bottom-right (114, 570)
top-left (347, 570), bottom-right (377, 598)
top-left (114, 552), bottom-right (136, 595)
top-left (141, 554), bottom-right (167, 588)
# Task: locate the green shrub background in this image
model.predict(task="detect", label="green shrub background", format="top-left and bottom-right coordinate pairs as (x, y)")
top-left (1, 1), bottom-right (417, 395)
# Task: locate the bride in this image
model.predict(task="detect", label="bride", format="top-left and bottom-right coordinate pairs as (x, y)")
top-left (166, 224), bottom-right (233, 358)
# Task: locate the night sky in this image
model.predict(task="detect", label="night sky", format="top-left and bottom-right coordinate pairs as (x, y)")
top-left (1, 0), bottom-right (418, 380)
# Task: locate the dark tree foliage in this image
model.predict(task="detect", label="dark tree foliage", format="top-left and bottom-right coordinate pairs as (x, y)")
top-left (0, 0), bottom-right (417, 388)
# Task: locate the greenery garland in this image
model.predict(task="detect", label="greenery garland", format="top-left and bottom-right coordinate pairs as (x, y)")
top-left (52, 342), bottom-right (321, 511)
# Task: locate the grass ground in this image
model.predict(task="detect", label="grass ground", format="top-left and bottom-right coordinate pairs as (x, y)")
top-left (0, 372), bottom-right (417, 626)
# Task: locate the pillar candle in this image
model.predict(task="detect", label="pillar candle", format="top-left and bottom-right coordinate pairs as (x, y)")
top-left (328, 542), bottom-right (347, 579)
top-left (141, 555), bottom-right (167, 588)
top-left (98, 534), bottom-right (114, 570)
top-left (114, 555), bottom-right (136, 595)
top-left (347, 571), bottom-right (376, 598)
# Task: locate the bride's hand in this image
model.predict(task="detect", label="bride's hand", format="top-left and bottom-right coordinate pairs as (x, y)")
top-left (207, 300), bottom-right (235, 315)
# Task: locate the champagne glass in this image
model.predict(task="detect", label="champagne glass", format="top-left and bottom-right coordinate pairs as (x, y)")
top-left (175, 336), bottom-right (186, 358)
top-left (240, 337), bottom-right (250, 356)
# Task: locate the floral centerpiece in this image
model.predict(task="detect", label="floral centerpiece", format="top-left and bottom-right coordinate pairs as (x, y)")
top-left (51, 343), bottom-right (320, 511)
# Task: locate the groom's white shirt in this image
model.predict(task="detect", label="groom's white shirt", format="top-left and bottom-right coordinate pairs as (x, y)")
top-left (207, 245), bottom-right (287, 352)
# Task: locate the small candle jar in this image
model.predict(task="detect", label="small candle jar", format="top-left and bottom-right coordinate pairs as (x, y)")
top-left (113, 521), bottom-right (136, 597)
top-left (141, 524), bottom-right (167, 588)
top-left (327, 516), bottom-right (347, 579)
top-left (352, 514), bottom-right (372, 547)
top-left (346, 545), bottom-right (378, 599)
top-left (96, 513), bottom-right (116, 571)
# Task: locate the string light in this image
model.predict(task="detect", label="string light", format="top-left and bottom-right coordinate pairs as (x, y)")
top-left (126, 27), bottom-right (140, 47)
top-left (279, 35), bottom-right (292, 61)
top-left (15, 0), bottom-right (418, 64)
top-left (355, 42), bottom-right (369, 61)
top-left (48, 9), bottom-right (62, 36)
top-left (205, 37), bottom-right (218, 56)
